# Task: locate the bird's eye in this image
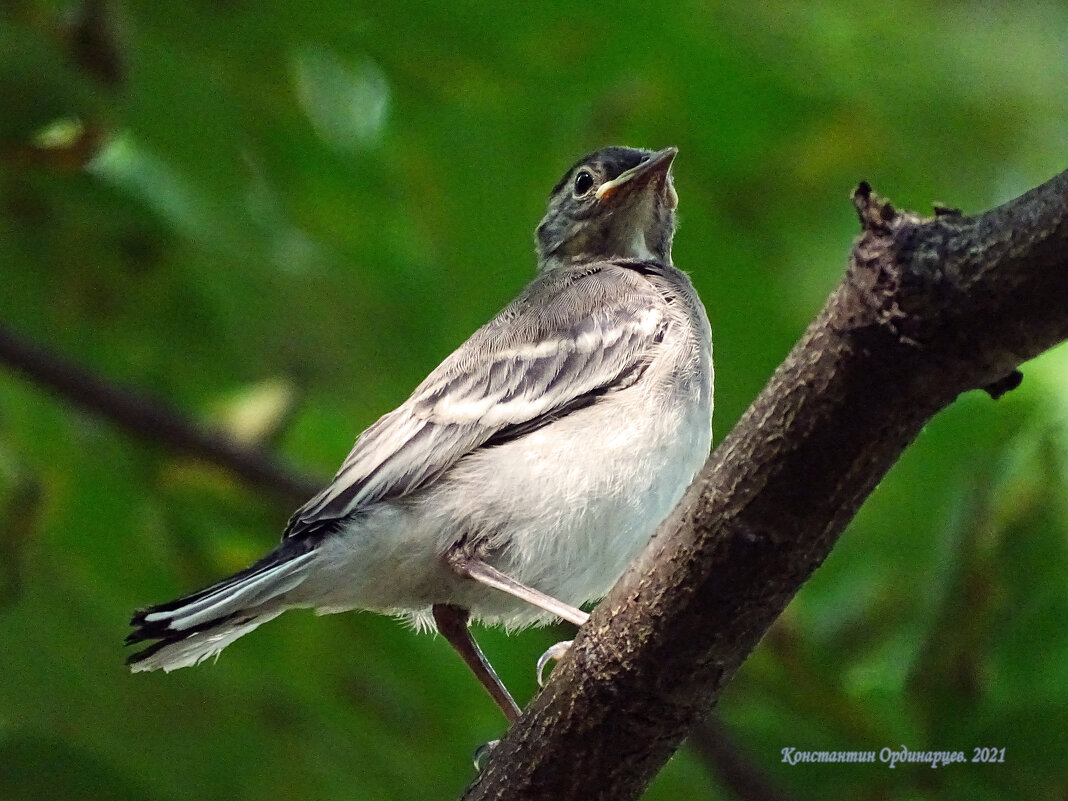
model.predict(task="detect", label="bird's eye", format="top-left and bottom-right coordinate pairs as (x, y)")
top-left (573, 169), bottom-right (595, 197)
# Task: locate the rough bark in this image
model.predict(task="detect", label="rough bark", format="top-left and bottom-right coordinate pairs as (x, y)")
top-left (461, 169), bottom-right (1068, 800)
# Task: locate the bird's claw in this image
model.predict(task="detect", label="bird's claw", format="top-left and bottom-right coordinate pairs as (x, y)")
top-left (536, 640), bottom-right (573, 687)
top-left (473, 739), bottom-right (499, 771)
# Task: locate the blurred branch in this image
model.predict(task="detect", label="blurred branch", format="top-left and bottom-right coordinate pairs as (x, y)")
top-left (66, 0), bottom-right (126, 87)
top-left (689, 718), bottom-right (798, 801)
top-left (463, 167), bottom-right (1068, 800)
top-left (0, 326), bottom-right (321, 503)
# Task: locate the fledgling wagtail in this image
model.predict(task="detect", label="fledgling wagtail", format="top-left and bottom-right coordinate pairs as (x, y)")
top-left (127, 146), bottom-right (713, 722)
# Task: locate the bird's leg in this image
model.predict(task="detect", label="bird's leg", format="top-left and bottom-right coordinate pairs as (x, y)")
top-left (444, 549), bottom-right (590, 627)
top-left (432, 603), bottom-right (521, 723)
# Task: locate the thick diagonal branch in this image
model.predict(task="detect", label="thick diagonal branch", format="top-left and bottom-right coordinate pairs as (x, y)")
top-left (462, 168), bottom-right (1068, 800)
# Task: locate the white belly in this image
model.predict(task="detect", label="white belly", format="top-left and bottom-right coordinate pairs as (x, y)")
top-left (307, 378), bottom-right (711, 630)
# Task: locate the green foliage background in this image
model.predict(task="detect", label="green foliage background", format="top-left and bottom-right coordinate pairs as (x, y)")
top-left (1, 2), bottom-right (1066, 799)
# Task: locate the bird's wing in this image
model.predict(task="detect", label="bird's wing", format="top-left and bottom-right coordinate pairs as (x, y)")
top-left (284, 263), bottom-right (668, 537)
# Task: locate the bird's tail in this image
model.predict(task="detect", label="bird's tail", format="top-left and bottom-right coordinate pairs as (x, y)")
top-left (126, 539), bottom-right (319, 672)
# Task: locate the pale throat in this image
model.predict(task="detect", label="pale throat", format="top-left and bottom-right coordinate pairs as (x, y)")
top-left (627, 227), bottom-right (657, 261)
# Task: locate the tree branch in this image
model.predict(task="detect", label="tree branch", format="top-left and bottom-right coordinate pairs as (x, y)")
top-left (0, 326), bottom-right (321, 503)
top-left (461, 168), bottom-right (1068, 800)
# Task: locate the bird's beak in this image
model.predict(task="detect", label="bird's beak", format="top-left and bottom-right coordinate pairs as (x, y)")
top-left (595, 147), bottom-right (678, 204)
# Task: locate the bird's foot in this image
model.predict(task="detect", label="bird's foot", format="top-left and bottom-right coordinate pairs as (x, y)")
top-left (473, 740), bottom-right (499, 771)
top-left (536, 640), bottom-right (573, 687)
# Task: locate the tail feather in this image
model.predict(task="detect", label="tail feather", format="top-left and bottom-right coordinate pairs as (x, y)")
top-left (127, 541), bottom-right (319, 672)
top-left (127, 610), bottom-right (283, 672)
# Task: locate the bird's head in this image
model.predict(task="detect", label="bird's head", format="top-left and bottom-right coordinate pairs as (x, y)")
top-left (535, 146), bottom-right (678, 272)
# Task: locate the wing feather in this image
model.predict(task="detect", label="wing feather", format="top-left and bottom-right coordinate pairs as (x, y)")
top-left (285, 263), bottom-right (668, 535)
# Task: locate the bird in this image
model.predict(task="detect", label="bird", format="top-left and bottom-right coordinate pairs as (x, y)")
top-left (127, 145), bottom-right (713, 722)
